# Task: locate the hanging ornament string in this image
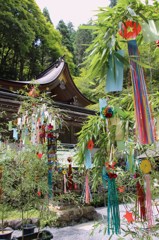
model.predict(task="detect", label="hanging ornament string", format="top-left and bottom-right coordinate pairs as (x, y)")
top-left (135, 174), bottom-right (146, 221)
top-left (145, 174), bottom-right (154, 228)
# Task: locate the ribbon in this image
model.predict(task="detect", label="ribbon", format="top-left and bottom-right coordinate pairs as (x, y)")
top-left (136, 179), bottom-right (146, 221)
top-left (85, 172), bottom-right (90, 204)
top-left (145, 174), bottom-right (154, 228)
top-left (127, 39), bottom-right (155, 144)
top-left (63, 174), bottom-right (67, 193)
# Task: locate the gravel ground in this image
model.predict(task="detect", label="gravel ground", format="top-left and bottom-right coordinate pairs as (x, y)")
top-left (11, 204), bottom-right (159, 240)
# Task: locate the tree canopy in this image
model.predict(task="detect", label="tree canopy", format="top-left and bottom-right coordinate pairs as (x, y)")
top-left (0, 0), bottom-right (74, 80)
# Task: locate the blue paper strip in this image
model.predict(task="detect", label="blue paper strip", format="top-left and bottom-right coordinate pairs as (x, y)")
top-left (106, 50), bottom-right (124, 92)
top-left (84, 149), bottom-right (92, 169)
top-left (99, 98), bottom-right (107, 119)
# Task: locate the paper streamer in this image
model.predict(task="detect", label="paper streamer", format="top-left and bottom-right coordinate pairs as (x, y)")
top-left (63, 174), bottom-right (67, 193)
top-left (136, 180), bottom-right (146, 221)
top-left (13, 128), bottom-right (18, 140)
top-left (115, 119), bottom-right (124, 141)
top-left (99, 98), bottom-right (107, 119)
top-left (106, 50), bottom-right (124, 92)
top-left (141, 20), bottom-right (159, 43)
top-left (107, 177), bottom-right (120, 235)
top-left (85, 173), bottom-right (90, 204)
top-left (84, 149), bottom-right (92, 169)
top-left (145, 174), bottom-right (154, 229)
top-left (128, 39), bottom-right (155, 144)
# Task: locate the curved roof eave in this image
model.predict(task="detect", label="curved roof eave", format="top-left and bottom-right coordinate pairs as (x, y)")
top-left (0, 57), bottom-right (95, 107)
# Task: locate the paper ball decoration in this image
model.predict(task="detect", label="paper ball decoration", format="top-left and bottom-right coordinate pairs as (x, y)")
top-left (102, 106), bottom-right (114, 118)
top-left (119, 20), bottom-right (141, 39)
top-left (140, 159), bottom-right (151, 174)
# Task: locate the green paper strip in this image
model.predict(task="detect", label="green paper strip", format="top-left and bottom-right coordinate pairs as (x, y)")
top-left (141, 20), bottom-right (159, 43)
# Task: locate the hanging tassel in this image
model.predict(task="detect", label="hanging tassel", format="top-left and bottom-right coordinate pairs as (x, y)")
top-left (145, 174), bottom-right (154, 228)
top-left (85, 172), bottom-right (90, 204)
top-left (107, 177), bottom-right (120, 235)
top-left (127, 39), bottom-right (155, 144)
top-left (135, 179), bottom-right (146, 221)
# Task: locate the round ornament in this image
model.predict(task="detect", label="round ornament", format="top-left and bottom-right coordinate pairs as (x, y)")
top-left (140, 159), bottom-right (151, 174)
top-left (102, 106), bottom-right (114, 118)
top-left (119, 20), bottom-right (141, 40)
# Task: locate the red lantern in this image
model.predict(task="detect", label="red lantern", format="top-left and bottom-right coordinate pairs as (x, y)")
top-left (87, 139), bottom-right (94, 150)
top-left (119, 20), bottom-right (141, 39)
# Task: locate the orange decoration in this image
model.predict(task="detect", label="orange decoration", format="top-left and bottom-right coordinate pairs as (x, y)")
top-left (105, 162), bottom-right (116, 170)
top-left (87, 139), bottom-right (94, 150)
top-left (123, 211), bottom-right (134, 223)
top-left (87, 140), bottom-right (94, 150)
top-left (119, 20), bottom-right (141, 39)
top-left (37, 191), bottom-right (41, 197)
top-left (37, 153), bottom-right (43, 159)
top-left (118, 186), bottom-right (125, 193)
top-left (28, 87), bottom-right (39, 97)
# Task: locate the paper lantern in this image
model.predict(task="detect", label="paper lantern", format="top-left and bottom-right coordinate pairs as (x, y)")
top-left (119, 20), bottom-right (141, 39)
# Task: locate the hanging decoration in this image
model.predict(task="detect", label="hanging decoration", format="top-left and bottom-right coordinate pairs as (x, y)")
top-left (101, 106), bottom-right (114, 119)
top-left (134, 173), bottom-right (146, 221)
top-left (119, 20), bottom-right (141, 39)
top-left (47, 123), bottom-right (57, 199)
top-left (83, 139), bottom-right (94, 204)
top-left (84, 150), bottom-right (92, 169)
top-left (87, 139), bottom-right (94, 150)
top-left (106, 50), bottom-right (124, 92)
top-left (67, 157), bottom-right (74, 190)
top-left (62, 170), bottom-right (67, 194)
top-left (85, 171), bottom-right (91, 204)
top-left (140, 159), bottom-right (153, 228)
top-left (119, 20), bottom-right (155, 145)
top-left (141, 20), bottom-right (159, 43)
top-left (102, 146), bottom-right (120, 235)
top-left (28, 86), bottom-right (39, 98)
top-left (123, 211), bottom-right (134, 223)
top-left (9, 102), bottom-right (59, 200)
top-left (99, 98), bottom-right (107, 119)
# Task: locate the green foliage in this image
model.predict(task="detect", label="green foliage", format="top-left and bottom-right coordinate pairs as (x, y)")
top-left (0, 0), bottom-right (74, 80)
top-left (74, 24), bottom-right (94, 68)
top-left (74, 0), bottom-right (159, 101)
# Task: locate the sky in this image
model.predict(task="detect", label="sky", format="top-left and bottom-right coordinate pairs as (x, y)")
top-left (35, 0), bottom-right (109, 29)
